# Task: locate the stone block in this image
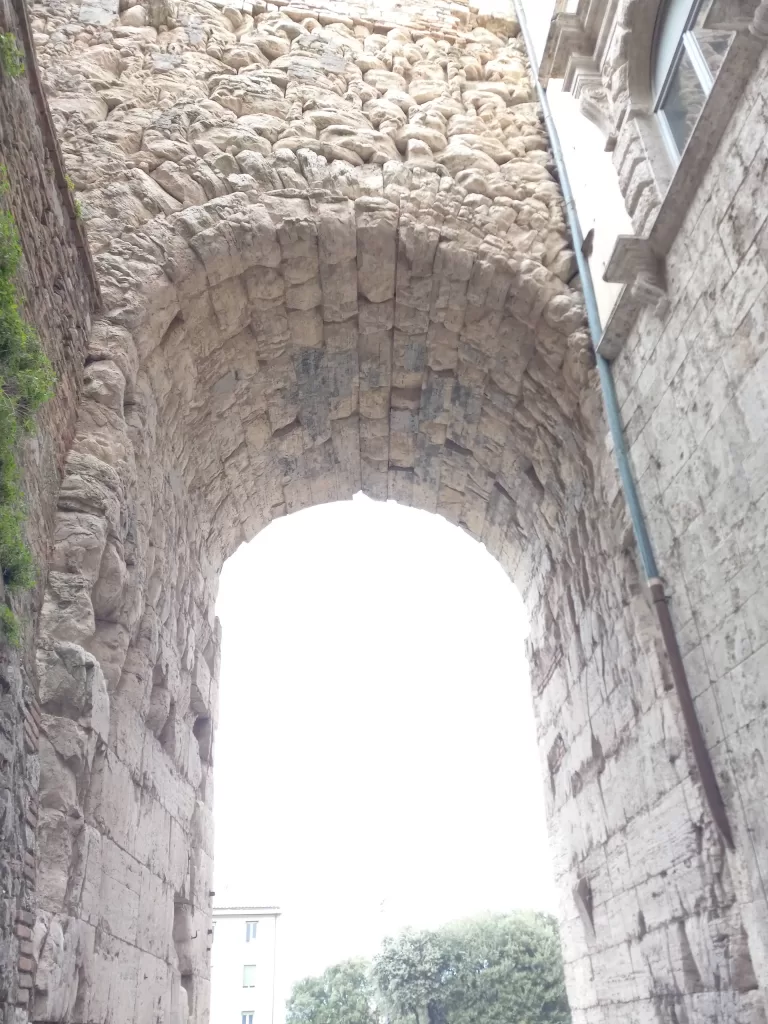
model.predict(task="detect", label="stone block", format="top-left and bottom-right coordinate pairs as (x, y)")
top-left (137, 867), bottom-right (174, 960)
top-left (86, 930), bottom-right (141, 1024)
top-left (37, 641), bottom-right (110, 741)
top-left (624, 783), bottom-right (701, 885)
top-left (33, 914), bottom-right (95, 1023)
top-left (84, 750), bottom-right (140, 855)
top-left (715, 244), bottom-right (768, 337)
top-left (99, 867), bottom-right (140, 946)
top-left (79, 0), bottom-right (120, 23)
top-left (70, 823), bottom-right (104, 924)
top-left (589, 939), bottom-right (642, 1006)
top-left (135, 951), bottom-right (174, 1024)
top-left (36, 810), bottom-right (75, 913)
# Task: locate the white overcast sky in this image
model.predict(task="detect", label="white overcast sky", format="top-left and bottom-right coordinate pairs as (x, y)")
top-left (212, 494), bottom-right (557, 1017)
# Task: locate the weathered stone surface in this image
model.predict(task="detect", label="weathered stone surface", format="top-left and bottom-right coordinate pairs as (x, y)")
top-left (544, 0), bottom-right (768, 1014)
top-left (23, 2), bottom-right (587, 1017)
top-left (0, 0), bottom-right (97, 1015)
top-left (0, 0), bottom-right (764, 1022)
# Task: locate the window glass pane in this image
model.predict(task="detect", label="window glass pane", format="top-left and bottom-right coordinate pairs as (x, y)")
top-left (689, 7), bottom-right (732, 82)
top-left (660, 49), bottom-right (707, 155)
top-left (652, 0), bottom-right (699, 98)
top-left (243, 965), bottom-right (257, 987)
top-left (246, 921), bottom-right (257, 941)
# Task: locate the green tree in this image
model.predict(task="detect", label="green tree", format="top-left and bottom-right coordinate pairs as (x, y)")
top-left (372, 928), bottom-right (452, 1024)
top-left (372, 914), bottom-right (570, 1024)
top-left (286, 958), bottom-right (379, 1024)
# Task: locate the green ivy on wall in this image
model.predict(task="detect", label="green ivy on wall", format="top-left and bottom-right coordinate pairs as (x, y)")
top-left (0, 154), bottom-right (56, 645)
top-left (0, 33), bottom-right (25, 78)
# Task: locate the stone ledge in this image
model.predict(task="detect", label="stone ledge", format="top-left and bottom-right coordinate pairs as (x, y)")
top-left (598, 236), bottom-right (667, 358)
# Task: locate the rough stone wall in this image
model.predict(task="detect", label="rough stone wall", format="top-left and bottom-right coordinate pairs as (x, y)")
top-left (0, 0), bottom-right (97, 1013)
top-left (17, 0), bottom-right (765, 1022)
top-left (613, 42), bottom-right (768, 1014)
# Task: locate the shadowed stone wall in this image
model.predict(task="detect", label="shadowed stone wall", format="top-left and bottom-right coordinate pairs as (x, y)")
top-left (0, 0), bottom-right (764, 1021)
top-left (0, 0), bottom-right (97, 1013)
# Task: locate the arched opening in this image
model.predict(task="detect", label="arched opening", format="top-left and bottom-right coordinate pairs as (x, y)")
top-left (211, 495), bottom-right (557, 1017)
top-left (32, 176), bottom-right (595, 1019)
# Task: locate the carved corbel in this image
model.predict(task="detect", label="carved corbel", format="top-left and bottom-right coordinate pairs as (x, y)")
top-left (564, 53), bottom-right (618, 148)
top-left (604, 235), bottom-right (669, 317)
top-left (579, 86), bottom-right (618, 149)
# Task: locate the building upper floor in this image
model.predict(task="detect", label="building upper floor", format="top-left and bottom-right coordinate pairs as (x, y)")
top-left (211, 907), bottom-right (282, 1024)
top-left (520, 0), bottom-right (768, 352)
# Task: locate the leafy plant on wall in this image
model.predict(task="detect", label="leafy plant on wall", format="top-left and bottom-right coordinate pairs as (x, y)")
top-left (0, 133), bottom-right (56, 642)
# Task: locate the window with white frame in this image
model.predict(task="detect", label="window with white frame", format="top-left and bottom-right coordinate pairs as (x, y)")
top-left (652, 0), bottom-right (733, 161)
top-left (243, 965), bottom-right (257, 988)
top-left (245, 920), bottom-right (258, 942)
top-left (242, 1012), bottom-right (254, 1024)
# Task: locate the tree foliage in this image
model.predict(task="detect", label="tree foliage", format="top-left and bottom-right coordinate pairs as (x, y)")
top-left (286, 958), bottom-right (379, 1024)
top-left (286, 915), bottom-right (570, 1024)
top-left (373, 914), bottom-right (570, 1024)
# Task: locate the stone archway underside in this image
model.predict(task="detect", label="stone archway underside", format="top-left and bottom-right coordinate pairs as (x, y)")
top-left (26, 0), bottom-right (763, 1021)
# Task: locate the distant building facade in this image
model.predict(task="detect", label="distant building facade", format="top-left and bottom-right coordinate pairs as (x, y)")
top-left (211, 907), bottom-right (281, 1024)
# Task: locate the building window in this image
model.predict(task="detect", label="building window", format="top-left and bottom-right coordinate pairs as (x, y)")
top-left (242, 1013), bottom-right (254, 1024)
top-left (243, 965), bottom-right (257, 988)
top-left (652, 0), bottom-right (732, 161)
top-left (245, 921), bottom-right (258, 942)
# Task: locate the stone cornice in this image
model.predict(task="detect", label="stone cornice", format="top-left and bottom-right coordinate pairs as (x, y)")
top-left (562, 50), bottom-right (601, 94)
top-left (540, 9), bottom-right (589, 83)
top-left (539, 0), bottom-right (619, 83)
top-left (599, 236), bottom-right (667, 359)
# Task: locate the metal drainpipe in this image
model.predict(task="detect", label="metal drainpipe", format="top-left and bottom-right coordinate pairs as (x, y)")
top-left (510, 0), bottom-right (734, 850)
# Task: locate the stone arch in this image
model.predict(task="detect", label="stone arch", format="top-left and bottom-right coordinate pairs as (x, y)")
top-left (27, 0), bottom-right (760, 1022)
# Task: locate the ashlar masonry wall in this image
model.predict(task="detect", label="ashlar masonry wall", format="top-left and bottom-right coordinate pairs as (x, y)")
top-left (535, 0), bottom-right (768, 1016)
top-left (614, 43), bottom-right (768, 1007)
